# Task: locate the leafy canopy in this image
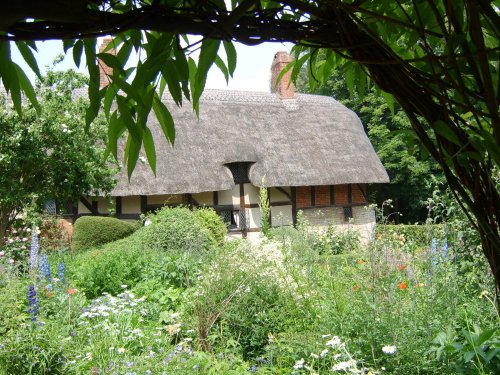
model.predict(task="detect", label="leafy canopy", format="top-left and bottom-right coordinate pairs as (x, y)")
top-left (0, 69), bottom-right (116, 242)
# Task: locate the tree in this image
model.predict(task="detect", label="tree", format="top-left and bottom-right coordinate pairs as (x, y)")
top-left (296, 67), bottom-right (444, 223)
top-left (0, 69), bottom-right (116, 246)
top-left (0, 1), bottom-right (498, 302)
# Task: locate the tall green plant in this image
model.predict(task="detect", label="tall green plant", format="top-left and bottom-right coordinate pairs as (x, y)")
top-left (259, 177), bottom-right (271, 237)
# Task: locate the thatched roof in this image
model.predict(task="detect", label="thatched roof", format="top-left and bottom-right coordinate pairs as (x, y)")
top-left (112, 89), bottom-right (389, 196)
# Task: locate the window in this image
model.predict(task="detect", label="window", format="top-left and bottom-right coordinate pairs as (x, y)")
top-left (343, 206), bottom-right (353, 222)
top-left (226, 162), bottom-right (252, 184)
top-left (218, 208), bottom-right (247, 231)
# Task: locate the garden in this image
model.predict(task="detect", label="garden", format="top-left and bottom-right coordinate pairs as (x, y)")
top-left (0, 202), bottom-right (499, 375)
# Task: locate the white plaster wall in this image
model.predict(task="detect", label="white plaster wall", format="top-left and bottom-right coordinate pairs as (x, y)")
top-left (271, 205), bottom-right (293, 226)
top-left (218, 185), bottom-right (240, 205)
top-left (147, 194), bottom-right (183, 205)
top-left (248, 207), bottom-right (262, 228)
top-left (122, 196), bottom-right (141, 214)
top-left (270, 187), bottom-right (291, 203)
top-left (244, 183), bottom-right (260, 204)
top-left (97, 197), bottom-right (109, 214)
top-left (78, 201), bottom-right (91, 214)
top-left (193, 191), bottom-right (213, 206)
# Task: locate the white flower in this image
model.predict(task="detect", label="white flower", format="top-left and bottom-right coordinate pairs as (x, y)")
top-left (382, 345), bottom-right (397, 355)
top-left (117, 347), bottom-right (126, 354)
top-left (326, 336), bottom-right (342, 348)
top-left (332, 360), bottom-right (354, 371)
top-left (320, 349), bottom-right (329, 358)
top-left (293, 358), bottom-right (306, 369)
top-left (310, 353), bottom-right (319, 359)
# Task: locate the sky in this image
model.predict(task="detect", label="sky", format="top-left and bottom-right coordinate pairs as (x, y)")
top-left (11, 39), bottom-right (293, 93)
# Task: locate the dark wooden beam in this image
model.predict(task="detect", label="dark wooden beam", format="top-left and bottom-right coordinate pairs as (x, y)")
top-left (240, 183), bottom-right (246, 238)
top-left (311, 186), bottom-right (316, 207)
top-left (140, 195), bottom-right (147, 214)
top-left (79, 196), bottom-right (97, 215)
top-left (213, 191), bottom-right (218, 206)
top-left (330, 185), bottom-right (335, 206)
top-left (291, 187), bottom-right (297, 226)
top-left (348, 184), bottom-right (353, 205)
top-left (115, 196), bottom-right (122, 215)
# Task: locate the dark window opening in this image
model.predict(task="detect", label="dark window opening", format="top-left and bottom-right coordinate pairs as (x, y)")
top-left (226, 162), bottom-right (252, 184)
top-left (343, 206), bottom-right (353, 222)
top-left (219, 208), bottom-right (247, 231)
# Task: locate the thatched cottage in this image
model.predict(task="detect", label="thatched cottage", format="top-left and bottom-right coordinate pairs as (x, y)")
top-left (76, 51), bottom-right (389, 237)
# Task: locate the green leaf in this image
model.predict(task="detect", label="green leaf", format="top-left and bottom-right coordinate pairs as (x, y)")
top-left (97, 52), bottom-right (125, 75)
top-left (188, 57), bottom-right (199, 116)
top-left (223, 41), bottom-right (237, 77)
top-left (14, 64), bottom-right (40, 113)
top-left (105, 112), bottom-right (123, 159)
top-left (72, 40), bottom-right (84, 68)
top-left (382, 91), bottom-right (395, 115)
top-left (117, 95), bottom-right (140, 141)
top-left (143, 126), bottom-right (157, 175)
top-left (153, 94), bottom-right (175, 145)
top-left (193, 39), bottom-right (220, 109)
top-left (434, 120), bottom-right (462, 146)
top-left (15, 41), bottom-right (41, 79)
top-left (125, 134), bottom-right (141, 179)
top-left (63, 39), bottom-right (75, 53)
top-left (214, 55), bottom-right (229, 84)
top-left (84, 38), bottom-right (100, 129)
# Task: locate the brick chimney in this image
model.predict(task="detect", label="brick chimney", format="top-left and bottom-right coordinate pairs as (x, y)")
top-left (98, 37), bottom-right (114, 88)
top-left (270, 51), bottom-right (294, 98)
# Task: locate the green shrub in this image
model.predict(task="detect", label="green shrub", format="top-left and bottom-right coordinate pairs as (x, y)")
top-left (193, 207), bottom-right (228, 246)
top-left (71, 216), bottom-right (139, 252)
top-left (68, 234), bottom-right (159, 299)
top-left (140, 206), bottom-right (216, 255)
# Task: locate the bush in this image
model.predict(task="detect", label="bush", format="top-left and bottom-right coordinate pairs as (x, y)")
top-left (140, 207), bottom-right (216, 256)
top-left (71, 216), bottom-right (139, 252)
top-left (68, 234), bottom-right (159, 299)
top-left (194, 207), bottom-right (227, 246)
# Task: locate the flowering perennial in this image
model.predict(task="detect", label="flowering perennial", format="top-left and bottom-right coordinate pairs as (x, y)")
top-left (27, 284), bottom-right (38, 322)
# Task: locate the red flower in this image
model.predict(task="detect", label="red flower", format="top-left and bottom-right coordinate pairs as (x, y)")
top-left (357, 259), bottom-right (365, 265)
top-left (68, 288), bottom-right (77, 295)
top-left (399, 265), bottom-right (406, 271)
top-left (398, 282), bottom-right (407, 290)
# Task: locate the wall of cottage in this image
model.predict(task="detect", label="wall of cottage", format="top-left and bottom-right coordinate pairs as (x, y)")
top-left (77, 183), bottom-right (373, 238)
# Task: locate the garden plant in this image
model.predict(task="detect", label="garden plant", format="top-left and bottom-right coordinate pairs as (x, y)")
top-left (0, 203), bottom-right (498, 374)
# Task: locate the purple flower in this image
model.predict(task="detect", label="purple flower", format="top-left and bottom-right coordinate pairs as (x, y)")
top-left (27, 284), bottom-right (38, 322)
top-left (39, 254), bottom-right (51, 282)
top-left (58, 263), bottom-right (65, 284)
top-left (250, 364), bottom-right (258, 373)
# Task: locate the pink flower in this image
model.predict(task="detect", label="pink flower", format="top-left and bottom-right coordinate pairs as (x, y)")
top-left (0, 251), bottom-right (4, 257)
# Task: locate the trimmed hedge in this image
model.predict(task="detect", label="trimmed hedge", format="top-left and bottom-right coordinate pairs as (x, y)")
top-left (72, 216), bottom-right (139, 252)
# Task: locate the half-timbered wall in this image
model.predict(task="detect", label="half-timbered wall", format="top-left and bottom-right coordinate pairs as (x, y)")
top-left (76, 183), bottom-right (370, 236)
